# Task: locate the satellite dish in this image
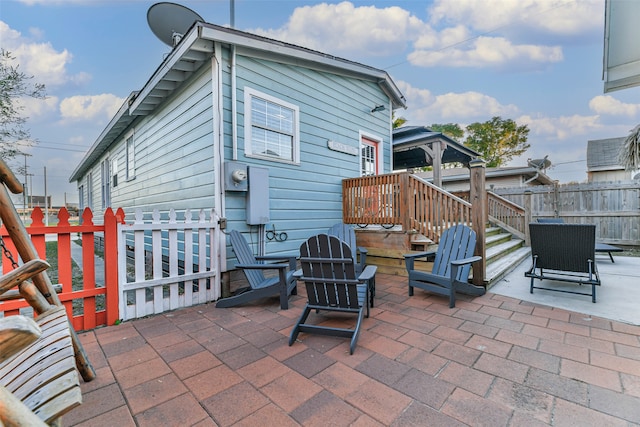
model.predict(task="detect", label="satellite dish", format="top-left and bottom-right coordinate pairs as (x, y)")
top-left (528, 155), bottom-right (551, 171)
top-left (147, 2), bottom-right (204, 47)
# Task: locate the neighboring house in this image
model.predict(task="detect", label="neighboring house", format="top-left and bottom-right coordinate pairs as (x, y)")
top-left (415, 166), bottom-right (555, 192)
top-left (69, 21), bottom-right (406, 271)
top-left (587, 137), bottom-right (634, 182)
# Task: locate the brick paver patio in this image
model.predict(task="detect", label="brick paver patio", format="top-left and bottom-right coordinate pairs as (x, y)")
top-left (63, 273), bottom-right (640, 426)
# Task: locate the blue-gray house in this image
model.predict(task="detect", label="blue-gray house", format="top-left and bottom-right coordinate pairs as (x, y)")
top-left (69, 21), bottom-right (406, 274)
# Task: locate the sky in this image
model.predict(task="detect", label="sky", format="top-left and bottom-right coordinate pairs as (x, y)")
top-left (2, 0), bottom-right (640, 207)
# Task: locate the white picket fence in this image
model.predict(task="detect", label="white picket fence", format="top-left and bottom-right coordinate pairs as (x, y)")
top-left (117, 208), bottom-right (220, 321)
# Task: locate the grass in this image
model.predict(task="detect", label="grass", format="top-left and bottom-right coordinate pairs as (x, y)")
top-left (45, 240), bottom-right (105, 316)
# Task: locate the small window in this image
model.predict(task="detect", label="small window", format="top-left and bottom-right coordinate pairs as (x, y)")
top-left (101, 159), bottom-right (111, 209)
top-left (112, 158), bottom-right (118, 188)
top-left (126, 132), bottom-right (135, 180)
top-left (78, 185), bottom-right (84, 211)
top-left (87, 172), bottom-right (93, 210)
top-left (244, 88), bottom-right (299, 164)
top-left (361, 136), bottom-right (380, 176)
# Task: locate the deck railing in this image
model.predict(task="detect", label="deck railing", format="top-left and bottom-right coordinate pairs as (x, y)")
top-left (487, 191), bottom-right (526, 239)
top-left (343, 172), bottom-right (472, 243)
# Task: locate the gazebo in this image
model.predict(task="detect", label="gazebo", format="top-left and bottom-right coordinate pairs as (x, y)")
top-left (392, 126), bottom-right (480, 187)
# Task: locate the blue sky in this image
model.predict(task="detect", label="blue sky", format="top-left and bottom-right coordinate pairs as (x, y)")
top-left (2, 0), bottom-right (640, 206)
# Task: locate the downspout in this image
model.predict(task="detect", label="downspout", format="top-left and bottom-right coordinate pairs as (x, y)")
top-left (213, 41), bottom-right (227, 274)
top-left (231, 45), bottom-right (238, 160)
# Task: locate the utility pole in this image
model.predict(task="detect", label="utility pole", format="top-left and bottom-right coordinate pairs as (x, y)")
top-left (44, 166), bottom-right (49, 226)
top-left (22, 153), bottom-right (31, 221)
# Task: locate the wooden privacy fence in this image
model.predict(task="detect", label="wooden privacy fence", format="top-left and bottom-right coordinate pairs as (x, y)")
top-left (495, 181), bottom-right (640, 246)
top-left (0, 207), bottom-right (121, 331)
top-left (117, 208), bottom-right (220, 321)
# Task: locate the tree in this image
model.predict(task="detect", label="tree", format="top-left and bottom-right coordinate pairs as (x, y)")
top-left (392, 112), bottom-right (407, 129)
top-left (464, 116), bottom-right (530, 168)
top-left (429, 123), bottom-right (464, 142)
top-left (0, 49), bottom-right (46, 163)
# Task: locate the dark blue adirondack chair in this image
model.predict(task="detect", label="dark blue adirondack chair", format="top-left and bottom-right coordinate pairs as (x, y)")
top-left (216, 230), bottom-right (297, 309)
top-left (327, 223), bottom-right (375, 307)
top-left (290, 234), bottom-right (376, 354)
top-left (404, 224), bottom-right (485, 308)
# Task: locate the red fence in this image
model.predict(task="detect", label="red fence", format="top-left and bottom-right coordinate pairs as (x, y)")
top-left (0, 207), bottom-right (124, 331)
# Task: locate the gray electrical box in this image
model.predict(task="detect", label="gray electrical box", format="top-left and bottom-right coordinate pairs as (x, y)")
top-left (224, 161), bottom-right (248, 191)
top-left (246, 166), bottom-right (270, 225)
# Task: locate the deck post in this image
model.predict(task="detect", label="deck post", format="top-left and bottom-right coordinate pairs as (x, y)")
top-left (400, 172), bottom-right (410, 232)
top-left (469, 159), bottom-right (486, 286)
top-left (524, 189), bottom-right (532, 246)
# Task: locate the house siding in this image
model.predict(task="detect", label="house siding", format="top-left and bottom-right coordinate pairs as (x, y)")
top-left (78, 65), bottom-right (216, 219)
top-left (224, 53), bottom-right (391, 257)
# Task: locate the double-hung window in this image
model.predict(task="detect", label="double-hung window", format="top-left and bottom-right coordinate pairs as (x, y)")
top-left (125, 131), bottom-right (135, 180)
top-left (244, 88), bottom-right (300, 164)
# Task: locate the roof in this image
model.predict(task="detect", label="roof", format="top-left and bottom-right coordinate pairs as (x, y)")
top-left (70, 22), bottom-right (407, 183)
top-left (587, 137), bottom-right (626, 171)
top-left (392, 126), bottom-right (480, 170)
top-left (416, 166), bottom-right (555, 186)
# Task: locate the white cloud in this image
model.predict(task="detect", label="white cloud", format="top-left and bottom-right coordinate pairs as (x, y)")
top-left (0, 21), bottom-right (89, 87)
top-left (397, 80), bottom-right (519, 123)
top-left (409, 35), bottom-right (563, 69)
top-left (589, 95), bottom-right (640, 117)
top-left (518, 114), bottom-right (602, 140)
top-left (16, 95), bottom-right (59, 120)
top-left (59, 94), bottom-right (124, 122)
top-left (251, 1), bottom-right (424, 56)
top-left (429, 0), bottom-right (601, 37)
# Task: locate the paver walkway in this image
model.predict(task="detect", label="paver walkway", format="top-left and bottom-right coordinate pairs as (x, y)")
top-left (63, 273), bottom-right (640, 426)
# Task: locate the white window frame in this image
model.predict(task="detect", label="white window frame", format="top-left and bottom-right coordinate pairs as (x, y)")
top-left (101, 158), bottom-right (111, 209)
top-left (78, 184), bottom-right (84, 212)
top-left (125, 130), bottom-right (135, 181)
top-left (87, 172), bottom-right (93, 210)
top-left (360, 133), bottom-right (383, 176)
top-left (243, 87), bottom-right (300, 165)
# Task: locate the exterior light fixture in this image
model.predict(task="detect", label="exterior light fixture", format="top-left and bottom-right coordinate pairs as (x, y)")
top-left (371, 105), bottom-right (385, 113)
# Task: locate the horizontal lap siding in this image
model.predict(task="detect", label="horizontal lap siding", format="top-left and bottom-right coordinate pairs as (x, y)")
top-left (225, 54), bottom-right (391, 257)
top-left (113, 67), bottom-right (215, 215)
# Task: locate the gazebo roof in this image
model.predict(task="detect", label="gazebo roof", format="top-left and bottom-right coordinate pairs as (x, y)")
top-left (392, 126), bottom-right (480, 170)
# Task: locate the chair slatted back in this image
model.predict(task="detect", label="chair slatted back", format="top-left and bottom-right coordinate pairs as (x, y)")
top-left (432, 224), bottom-right (477, 281)
top-left (299, 234), bottom-right (361, 309)
top-left (529, 223), bottom-right (596, 273)
top-left (229, 230), bottom-right (265, 287)
top-left (328, 223), bottom-right (357, 252)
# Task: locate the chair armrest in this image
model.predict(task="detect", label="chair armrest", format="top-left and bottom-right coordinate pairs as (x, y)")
top-left (357, 247), bottom-right (368, 255)
top-left (403, 251), bottom-right (436, 260)
top-left (0, 316), bottom-right (42, 363)
top-left (235, 263), bottom-right (290, 271)
top-left (358, 265), bottom-right (377, 282)
top-left (450, 256), bottom-right (482, 267)
top-left (254, 255), bottom-right (298, 270)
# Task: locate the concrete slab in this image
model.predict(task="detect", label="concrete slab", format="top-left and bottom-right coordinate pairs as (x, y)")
top-left (491, 253), bottom-right (640, 325)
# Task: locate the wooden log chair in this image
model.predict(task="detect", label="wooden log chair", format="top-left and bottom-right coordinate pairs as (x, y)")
top-left (289, 234), bottom-right (376, 354)
top-left (216, 230), bottom-right (298, 309)
top-left (525, 223), bottom-right (601, 302)
top-left (0, 260), bottom-right (82, 426)
top-left (0, 158), bottom-right (95, 383)
top-left (327, 223), bottom-right (375, 307)
top-left (404, 224), bottom-right (485, 308)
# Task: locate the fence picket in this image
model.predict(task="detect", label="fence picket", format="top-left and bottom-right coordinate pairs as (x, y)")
top-left (118, 208), bottom-right (219, 321)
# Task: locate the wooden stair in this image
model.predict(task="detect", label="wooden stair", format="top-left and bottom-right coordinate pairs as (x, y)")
top-left (484, 225), bottom-right (530, 288)
top-left (354, 224), bottom-right (530, 288)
